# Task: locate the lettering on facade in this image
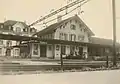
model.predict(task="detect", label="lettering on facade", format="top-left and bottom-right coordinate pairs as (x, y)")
top-left (40, 41), bottom-right (47, 45)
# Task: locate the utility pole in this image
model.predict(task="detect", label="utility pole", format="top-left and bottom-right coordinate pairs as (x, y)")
top-left (112, 0), bottom-right (117, 66)
top-left (60, 42), bottom-right (64, 71)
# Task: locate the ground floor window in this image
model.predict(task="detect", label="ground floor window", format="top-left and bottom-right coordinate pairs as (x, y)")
top-left (15, 49), bottom-right (19, 56)
top-left (33, 44), bottom-right (38, 55)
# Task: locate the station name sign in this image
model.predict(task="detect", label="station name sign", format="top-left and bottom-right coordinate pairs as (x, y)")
top-left (39, 41), bottom-right (47, 44)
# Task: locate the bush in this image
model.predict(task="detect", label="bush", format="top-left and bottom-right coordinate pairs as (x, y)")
top-left (64, 55), bottom-right (83, 59)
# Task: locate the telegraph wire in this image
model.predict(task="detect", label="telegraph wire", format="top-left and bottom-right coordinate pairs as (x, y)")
top-left (36, 0), bottom-right (90, 26)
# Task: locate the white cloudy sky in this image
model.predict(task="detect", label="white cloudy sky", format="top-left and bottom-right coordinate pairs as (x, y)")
top-left (0, 0), bottom-right (120, 42)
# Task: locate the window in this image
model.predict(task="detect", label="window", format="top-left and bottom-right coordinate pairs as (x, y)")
top-left (1, 25), bottom-right (3, 28)
top-left (80, 28), bottom-right (82, 32)
top-left (78, 35), bottom-right (84, 41)
top-left (0, 40), bottom-right (3, 45)
top-left (75, 20), bottom-right (77, 23)
top-left (70, 24), bottom-right (76, 30)
top-left (64, 33), bottom-right (68, 40)
top-left (16, 41), bottom-right (20, 45)
top-left (16, 27), bottom-right (21, 32)
top-left (59, 33), bottom-right (62, 40)
top-left (6, 41), bottom-right (12, 46)
top-left (9, 26), bottom-right (11, 30)
top-left (60, 25), bottom-right (62, 29)
top-left (59, 33), bottom-right (64, 40)
top-left (65, 22), bottom-right (68, 26)
top-left (0, 48), bottom-right (2, 55)
top-left (48, 34), bottom-right (52, 39)
top-left (33, 44), bottom-right (38, 55)
top-left (23, 29), bottom-right (26, 32)
top-left (69, 34), bottom-right (76, 41)
top-left (79, 24), bottom-right (83, 28)
top-left (83, 29), bottom-right (86, 32)
top-left (59, 33), bottom-right (68, 40)
top-left (63, 25), bottom-right (65, 28)
top-left (15, 49), bottom-right (19, 55)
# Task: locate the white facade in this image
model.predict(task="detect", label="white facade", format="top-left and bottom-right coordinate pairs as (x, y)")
top-left (31, 16), bottom-right (93, 59)
top-left (0, 21), bottom-right (36, 57)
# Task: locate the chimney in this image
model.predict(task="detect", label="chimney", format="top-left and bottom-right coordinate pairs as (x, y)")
top-left (57, 15), bottom-right (62, 22)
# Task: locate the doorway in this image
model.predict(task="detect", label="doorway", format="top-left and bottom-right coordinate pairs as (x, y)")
top-left (40, 45), bottom-right (47, 57)
top-left (61, 45), bottom-right (66, 55)
top-left (6, 49), bottom-right (11, 56)
top-left (78, 47), bottom-right (83, 55)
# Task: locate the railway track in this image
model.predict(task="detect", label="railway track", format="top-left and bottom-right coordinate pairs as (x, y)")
top-left (0, 61), bottom-right (108, 73)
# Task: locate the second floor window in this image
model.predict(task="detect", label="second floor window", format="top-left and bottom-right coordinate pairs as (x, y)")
top-left (78, 35), bottom-right (84, 41)
top-left (59, 33), bottom-right (68, 40)
top-left (1, 25), bottom-right (3, 28)
top-left (69, 34), bottom-right (76, 41)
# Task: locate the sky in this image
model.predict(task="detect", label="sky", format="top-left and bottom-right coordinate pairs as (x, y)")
top-left (0, 0), bottom-right (120, 42)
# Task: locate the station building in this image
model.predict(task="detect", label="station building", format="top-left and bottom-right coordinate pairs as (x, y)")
top-left (21, 15), bottom-right (120, 59)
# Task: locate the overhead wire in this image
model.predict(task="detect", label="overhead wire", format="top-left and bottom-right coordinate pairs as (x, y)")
top-left (35, 0), bottom-right (90, 26)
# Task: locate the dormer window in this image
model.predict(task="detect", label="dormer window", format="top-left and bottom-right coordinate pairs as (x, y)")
top-left (9, 26), bottom-right (11, 30)
top-left (16, 27), bottom-right (21, 32)
top-left (70, 24), bottom-right (76, 30)
top-left (1, 25), bottom-right (3, 28)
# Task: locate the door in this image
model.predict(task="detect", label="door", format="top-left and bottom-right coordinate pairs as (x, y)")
top-left (61, 45), bottom-right (66, 55)
top-left (70, 46), bottom-right (75, 55)
top-left (79, 47), bottom-right (83, 55)
top-left (40, 45), bottom-right (47, 57)
top-left (6, 49), bottom-right (11, 56)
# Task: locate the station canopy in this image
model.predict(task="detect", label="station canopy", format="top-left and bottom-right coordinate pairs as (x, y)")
top-left (0, 33), bottom-right (39, 41)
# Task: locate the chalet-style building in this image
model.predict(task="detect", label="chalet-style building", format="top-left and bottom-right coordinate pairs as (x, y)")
top-left (0, 20), bottom-right (37, 57)
top-left (21, 15), bottom-right (120, 59)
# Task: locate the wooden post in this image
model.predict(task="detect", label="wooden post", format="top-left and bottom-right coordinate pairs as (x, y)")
top-left (60, 42), bottom-right (64, 71)
top-left (112, 0), bottom-right (117, 67)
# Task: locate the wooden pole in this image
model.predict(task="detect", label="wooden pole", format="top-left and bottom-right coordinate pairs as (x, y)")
top-left (60, 43), bottom-right (64, 71)
top-left (112, 0), bottom-right (117, 66)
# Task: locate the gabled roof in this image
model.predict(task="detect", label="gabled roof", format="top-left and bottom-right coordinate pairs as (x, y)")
top-left (91, 37), bottom-right (120, 47)
top-left (4, 20), bottom-right (28, 27)
top-left (34, 15), bottom-right (95, 36)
